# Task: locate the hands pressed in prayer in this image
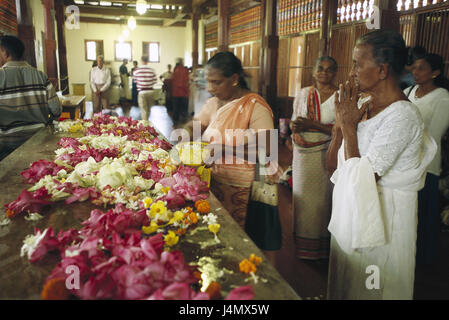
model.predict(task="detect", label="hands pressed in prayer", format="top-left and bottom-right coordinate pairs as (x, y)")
top-left (334, 80), bottom-right (368, 130)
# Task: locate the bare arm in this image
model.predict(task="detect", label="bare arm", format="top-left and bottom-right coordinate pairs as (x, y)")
top-left (325, 125), bottom-right (343, 176)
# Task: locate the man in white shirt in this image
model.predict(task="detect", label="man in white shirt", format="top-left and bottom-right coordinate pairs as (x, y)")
top-left (90, 55), bottom-right (111, 113)
top-left (133, 55), bottom-right (157, 121)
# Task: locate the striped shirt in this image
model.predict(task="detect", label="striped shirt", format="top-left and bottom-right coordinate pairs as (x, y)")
top-left (133, 65), bottom-right (157, 91)
top-left (0, 61), bottom-right (61, 136)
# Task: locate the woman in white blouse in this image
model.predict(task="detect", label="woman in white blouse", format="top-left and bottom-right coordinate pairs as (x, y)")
top-left (326, 30), bottom-right (436, 299)
top-left (289, 56), bottom-right (338, 260)
top-left (405, 53), bottom-right (449, 265)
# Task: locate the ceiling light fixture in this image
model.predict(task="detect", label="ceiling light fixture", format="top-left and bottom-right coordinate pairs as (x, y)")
top-left (128, 16), bottom-right (137, 30)
top-left (136, 0), bottom-right (147, 15)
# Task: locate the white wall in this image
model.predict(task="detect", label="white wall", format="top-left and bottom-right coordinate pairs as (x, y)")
top-left (28, 0), bottom-right (45, 72)
top-left (65, 21), bottom-right (189, 99)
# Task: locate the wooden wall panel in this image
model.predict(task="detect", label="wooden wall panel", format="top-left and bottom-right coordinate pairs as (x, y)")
top-left (330, 22), bottom-right (369, 86)
top-left (0, 0), bottom-right (17, 35)
top-left (277, 37), bottom-right (290, 97)
top-left (301, 31), bottom-right (320, 87)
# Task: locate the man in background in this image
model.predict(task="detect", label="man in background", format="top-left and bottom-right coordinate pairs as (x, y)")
top-left (160, 64), bottom-right (173, 117)
top-left (133, 55), bottom-right (157, 121)
top-left (119, 58), bottom-right (130, 101)
top-left (90, 55), bottom-right (111, 113)
top-left (171, 58), bottom-right (189, 124)
top-left (0, 35), bottom-right (61, 161)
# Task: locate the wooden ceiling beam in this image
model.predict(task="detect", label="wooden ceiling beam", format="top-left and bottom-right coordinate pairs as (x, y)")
top-left (63, 0), bottom-right (192, 6)
top-left (79, 16), bottom-right (187, 26)
top-left (75, 4), bottom-right (180, 18)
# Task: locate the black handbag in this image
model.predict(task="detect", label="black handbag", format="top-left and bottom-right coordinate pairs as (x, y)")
top-left (244, 151), bottom-right (282, 251)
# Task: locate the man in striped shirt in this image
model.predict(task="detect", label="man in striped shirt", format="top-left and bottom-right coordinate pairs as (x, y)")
top-left (0, 36), bottom-right (61, 161)
top-left (133, 55), bottom-right (157, 121)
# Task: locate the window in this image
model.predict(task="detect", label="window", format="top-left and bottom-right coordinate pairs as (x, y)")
top-left (115, 41), bottom-right (132, 61)
top-left (84, 40), bottom-right (104, 61)
top-left (143, 42), bottom-right (160, 63)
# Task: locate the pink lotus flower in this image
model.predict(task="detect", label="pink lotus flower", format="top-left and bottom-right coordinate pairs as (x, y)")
top-left (21, 159), bottom-right (65, 184)
top-left (225, 285), bottom-right (255, 300)
top-left (148, 282), bottom-right (209, 300)
top-left (4, 187), bottom-right (51, 218)
top-left (65, 187), bottom-right (101, 205)
top-left (57, 137), bottom-right (82, 149)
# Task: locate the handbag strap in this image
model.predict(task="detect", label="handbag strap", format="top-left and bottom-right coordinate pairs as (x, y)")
top-left (256, 146), bottom-right (268, 186)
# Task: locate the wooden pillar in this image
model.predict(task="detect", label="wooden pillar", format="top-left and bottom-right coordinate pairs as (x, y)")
top-left (42, 0), bottom-right (58, 89)
top-left (54, 0), bottom-right (68, 94)
top-left (217, 0), bottom-right (230, 52)
top-left (259, 0), bottom-right (279, 122)
top-left (377, 0), bottom-right (400, 31)
top-left (15, 0), bottom-right (37, 67)
top-left (319, 0), bottom-right (331, 56)
top-left (192, 8), bottom-right (200, 69)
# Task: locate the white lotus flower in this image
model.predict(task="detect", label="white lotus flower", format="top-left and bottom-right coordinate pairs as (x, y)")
top-left (20, 228), bottom-right (49, 259)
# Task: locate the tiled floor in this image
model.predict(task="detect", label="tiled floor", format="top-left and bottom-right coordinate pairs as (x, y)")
top-left (97, 102), bottom-right (449, 300)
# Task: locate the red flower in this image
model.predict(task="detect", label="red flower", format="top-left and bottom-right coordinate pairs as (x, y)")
top-left (5, 187), bottom-right (51, 218)
top-left (21, 159), bottom-right (65, 184)
top-left (225, 285), bottom-right (255, 300)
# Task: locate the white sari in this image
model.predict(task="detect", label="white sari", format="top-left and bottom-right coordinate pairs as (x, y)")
top-left (327, 101), bottom-right (437, 300)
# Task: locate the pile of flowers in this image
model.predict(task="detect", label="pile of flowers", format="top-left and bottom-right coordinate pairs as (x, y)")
top-left (4, 114), bottom-right (255, 300)
top-left (21, 204), bottom-right (252, 300)
top-left (5, 114), bottom-right (208, 218)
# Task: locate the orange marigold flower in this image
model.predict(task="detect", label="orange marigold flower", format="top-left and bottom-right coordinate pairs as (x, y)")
top-left (176, 228), bottom-right (187, 235)
top-left (5, 209), bottom-right (18, 219)
top-left (188, 212), bottom-right (199, 224)
top-left (194, 200), bottom-right (210, 214)
top-left (185, 206), bottom-right (194, 213)
top-left (239, 259), bottom-right (257, 274)
top-left (206, 281), bottom-right (222, 299)
top-left (41, 278), bottom-right (70, 300)
top-left (192, 270), bottom-right (202, 281)
top-left (249, 253), bottom-right (262, 266)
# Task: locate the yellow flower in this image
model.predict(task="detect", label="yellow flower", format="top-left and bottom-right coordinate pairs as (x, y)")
top-left (164, 231), bottom-right (179, 247)
top-left (162, 186), bottom-right (170, 194)
top-left (68, 123), bottom-right (83, 133)
top-left (239, 259), bottom-right (257, 274)
top-left (117, 129), bottom-right (122, 135)
top-left (149, 200), bottom-right (167, 218)
top-left (208, 224), bottom-right (220, 235)
top-left (169, 210), bottom-right (184, 224)
top-left (61, 178), bottom-right (66, 183)
top-left (142, 221), bottom-right (159, 234)
top-left (143, 197), bottom-right (153, 209)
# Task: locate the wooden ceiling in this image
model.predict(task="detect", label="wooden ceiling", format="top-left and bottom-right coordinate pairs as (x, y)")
top-left (62, 0), bottom-right (261, 27)
top-left (62, 0), bottom-right (218, 27)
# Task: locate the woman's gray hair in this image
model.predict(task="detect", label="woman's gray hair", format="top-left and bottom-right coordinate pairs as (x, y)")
top-left (313, 56), bottom-right (338, 73)
top-left (356, 29), bottom-right (407, 77)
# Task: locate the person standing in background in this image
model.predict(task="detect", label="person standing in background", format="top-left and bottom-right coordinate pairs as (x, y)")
top-left (131, 60), bottom-right (138, 105)
top-left (119, 59), bottom-right (130, 101)
top-left (0, 35), bottom-right (61, 161)
top-left (290, 56), bottom-right (338, 260)
top-left (133, 55), bottom-right (157, 121)
top-left (90, 55), bottom-right (111, 113)
top-left (159, 64), bottom-right (173, 82)
top-left (406, 53), bottom-right (449, 265)
top-left (160, 64), bottom-right (173, 116)
top-left (171, 58), bottom-right (190, 124)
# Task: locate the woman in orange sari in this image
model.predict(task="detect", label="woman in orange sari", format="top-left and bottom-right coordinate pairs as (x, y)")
top-left (188, 52), bottom-right (277, 228)
top-left (290, 56), bottom-right (338, 260)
